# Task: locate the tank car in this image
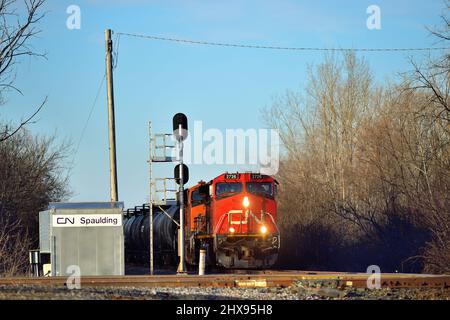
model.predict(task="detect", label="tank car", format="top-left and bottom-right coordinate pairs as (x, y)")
top-left (123, 204), bottom-right (179, 265)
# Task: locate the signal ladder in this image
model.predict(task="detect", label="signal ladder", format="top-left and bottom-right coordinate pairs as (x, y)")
top-left (148, 121), bottom-right (179, 275)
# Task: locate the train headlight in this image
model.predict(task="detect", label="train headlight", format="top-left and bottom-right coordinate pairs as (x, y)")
top-left (260, 225), bottom-right (267, 234)
top-left (229, 227), bottom-right (236, 233)
top-left (243, 196), bottom-right (250, 208)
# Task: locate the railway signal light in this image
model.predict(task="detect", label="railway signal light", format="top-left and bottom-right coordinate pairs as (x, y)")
top-left (173, 112), bottom-right (188, 274)
top-left (174, 164), bottom-right (189, 185)
top-left (173, 113), bottom-right (188, 141)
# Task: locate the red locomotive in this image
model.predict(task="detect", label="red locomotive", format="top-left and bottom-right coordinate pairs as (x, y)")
top-left (124, 172), bottom-right (280, 269)
top-left (185, 172), bottom-right (280, 268)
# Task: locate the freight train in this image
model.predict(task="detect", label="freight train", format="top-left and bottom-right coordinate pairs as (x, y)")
top-left (124, 172), bottom-right (280, 268)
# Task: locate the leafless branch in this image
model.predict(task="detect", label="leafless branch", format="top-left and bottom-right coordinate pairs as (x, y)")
top-left (0, 95), bottom-right (46, 142)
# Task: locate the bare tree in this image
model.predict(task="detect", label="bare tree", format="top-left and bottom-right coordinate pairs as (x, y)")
top-left (410, 1), bottom-right (450, 125)
top-left (426, 0), bottom-right (450, 42)
top-left (0, 213), bottom-right (31, 276)
top-left (265, 50), bottom-right (450, 273)
top-left (0, 127), bottom-right (71, 276)
top-left (263, 52), bottom-right (383, 270)
top-left (263, 1), bottom-right (450, 273)
top-left (0, 0), bottom-right (46, 142)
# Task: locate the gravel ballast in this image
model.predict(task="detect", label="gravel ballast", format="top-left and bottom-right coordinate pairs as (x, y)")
top-left (0, 284), bottom-right (449, 300)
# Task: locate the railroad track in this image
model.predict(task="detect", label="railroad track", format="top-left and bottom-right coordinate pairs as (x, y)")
top-left (0, 271), bottom-right (449, 289)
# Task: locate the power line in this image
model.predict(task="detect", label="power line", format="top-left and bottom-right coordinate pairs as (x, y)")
top-left (116, 32), bottom-right (450, 52)
top-left (71, 73), bottom-right (106, 167)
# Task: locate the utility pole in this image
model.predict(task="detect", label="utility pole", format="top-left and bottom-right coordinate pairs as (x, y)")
top-left (105, 29), bottom-right (119, 202)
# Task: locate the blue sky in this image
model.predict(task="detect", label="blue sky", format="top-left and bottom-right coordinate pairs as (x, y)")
top-left (2, 0), bottom-right (447, 207)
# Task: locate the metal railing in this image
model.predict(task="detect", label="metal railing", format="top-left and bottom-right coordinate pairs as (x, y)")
top-left (148, 121), bottom-right (178, 275)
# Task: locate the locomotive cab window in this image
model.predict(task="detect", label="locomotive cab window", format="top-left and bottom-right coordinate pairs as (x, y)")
top-left (215, 182), bottom-right (242, 198)
top-left (191, 188), bottom-right (207, 206)
top-left (246, 182), bottom-right (274, 198)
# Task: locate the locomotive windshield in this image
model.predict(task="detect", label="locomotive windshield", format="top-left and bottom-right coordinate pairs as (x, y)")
top-left (191, 188), bottom-right (207, 206)
top-left (215, 182), bottom-right (242, 198)
top-left (246, 182), bottom-right (273, 198)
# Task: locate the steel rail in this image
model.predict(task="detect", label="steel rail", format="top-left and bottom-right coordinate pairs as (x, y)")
top-left (0, 272), bottom-right (448, 289)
